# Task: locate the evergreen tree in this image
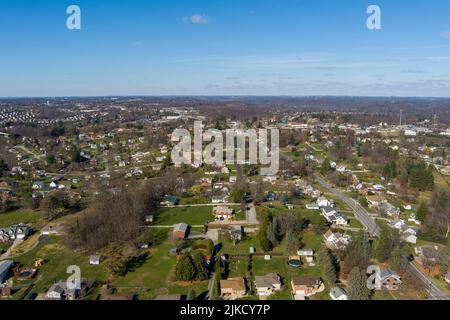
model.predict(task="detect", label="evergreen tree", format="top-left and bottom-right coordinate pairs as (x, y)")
top-left (187, 288), bottom-right (197, 301)
top-left (390, 248), bottom-right (407, 273)
top-left (416, 202), bottom-right (429, 222)
top-left (374, 228), bottom-right (391, 262)
top-left (343, 232), bottom-right (371, 276)
top-left (318, 247), bottom-right (337, 284)
top-left (438, 249), bottom-right (449, 278)
top-left (175, 254), bottom-right (196, 281)
top-left (374, 227), bottom-right (397, 263)
top-left (259, 213), bottom-right (273, 252)
top-left (0, 159), bottom-right (8, 177)
top-left (193, 253), bottom-right (209, 281)
top-left (347, 267), bottom-right (371, 300)
top-left (320, 158), bottom-right (333, 175)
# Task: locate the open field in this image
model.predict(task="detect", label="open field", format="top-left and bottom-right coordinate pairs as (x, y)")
top-left (113, 239), bottom-right (209, 299)
top-left (0, 209), bottom-right (44, 229)
top-left (154, 205), bottom-right (243, 226)
top-left (11, 236), bottom-right (109, 299)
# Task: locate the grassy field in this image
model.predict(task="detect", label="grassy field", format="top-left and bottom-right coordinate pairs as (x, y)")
top-left (252, 256), bottom-right (293, 300)
top-left (220, 234), bottom-right (262, 256)
top-left (113, 239), bottom-right (209, 299)
top-left (299, 230), bottom-right (324, 253)
top-left (154, 205), bottom-right (243, 226)
top-left (0, 209), bottom-right (44, 229)
top-left (11, 236), bottom-right (108, 299)
top-left (154, 206), bottom-right (215, 226)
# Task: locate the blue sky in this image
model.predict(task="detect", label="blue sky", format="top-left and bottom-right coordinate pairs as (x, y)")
top-left (1, 0), bottom-right (450, 97)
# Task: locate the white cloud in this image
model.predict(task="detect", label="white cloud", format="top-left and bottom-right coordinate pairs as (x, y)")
top-left (442, 31), bottom-right (450, 39)
top-left (183, 14), bottom-right (209, 25)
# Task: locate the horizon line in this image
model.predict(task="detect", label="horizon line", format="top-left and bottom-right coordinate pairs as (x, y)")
top-left (1, 94), bottom-right (450, 100)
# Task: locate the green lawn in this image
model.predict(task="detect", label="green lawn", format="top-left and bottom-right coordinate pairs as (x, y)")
top-left (12, 236), bottom-right (109, 298)
top-left (154, 205), bottom-right (243, 226)
top-left (113, 239), bottom-right (209, 299)
top-left (0, 209), bottom-right (44, 229)
top-left (220, 234), bottom-right (262, 256)
top-left (252, 256), bottom-right (293, 300)
top-left (154, 206), bottom-right (214, 226)
top-left (299, 230), bottom-right (324, 253)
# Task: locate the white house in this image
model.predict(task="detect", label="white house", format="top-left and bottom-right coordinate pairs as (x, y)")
top-left (324, 230), bottom-right (351, 250)
top-left (89, 255), bottom-right (101, 265)
top-left (317, 196), bottom-right (332, 208)
top-left (254, 273), bottom-right (282, 297)
top-left (46, 281), bottom-right (78, 300)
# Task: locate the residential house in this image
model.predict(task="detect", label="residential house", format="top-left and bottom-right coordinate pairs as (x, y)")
top-left (212, 194), bottom-right (228, 204)
top-left (46, 280), bottom-right (79, 300)
top-left (220, 278), bottom-right (247, 299)
top-left (213, 206), bottom-right (234, 221)
top-left (40, 224), bottom-right (65, 236)
top-left (89, 255), bottom-right (101, 265)
top-left (32, 181), bottom-right (45, 190)
top-left (0, 224), bottom-right (31, 242)
top-left (297, 249), bottom-right (314, 264)
top-left (324, 230), bottom-right (351, 250)
top-left (401, 225), bottom-right (418, 244)
top-left (0, 260), bottom-right (14, 284)
top-left (173, 223), bottom-right (190, 240)
top-left (388, 219), bottom-right (405, 230)
top-left (321, 207), bottom-right (348, 226)
top-left (228, 226), bottom-right (243, 241)
top-left (160, 195), bottom-right (179, 207)
top-left (379, 202), bottom-right (400, 217)
top-left (330, 287), bottom-right (348, 300)
top-left (266, 191), bottom-right (276, 202)
top-left (366, 194), bottom-right (383, 209)
top-left (374, 269), bottom-right (402, 290)
top-left (415, 246), bottom-right (440, 265)
top-left (49, 181), bottom-right (59, 189)
top-left (221, 167), bottom-right (230, 174)
top-left (291, 277), bottom-right (323, 299)
top-left (317, 196), bottom-right (332, 207)
top-left (254, 273), bottom-right (282, 297)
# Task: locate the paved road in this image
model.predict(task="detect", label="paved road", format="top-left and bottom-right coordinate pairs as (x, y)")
top-left (408, 262), bottom-right (450, 300)
top-left (206, 230), bottom-right (220, 300)
top-left (281, 151), bottom-right (448, 299)
top-left (314, 175), bottom-right (381, 237)
top-left (280, 150), bottom-right (380, 236)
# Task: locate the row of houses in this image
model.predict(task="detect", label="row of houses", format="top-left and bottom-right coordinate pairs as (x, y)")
top-left (0, 224), bottom-right (31, 243)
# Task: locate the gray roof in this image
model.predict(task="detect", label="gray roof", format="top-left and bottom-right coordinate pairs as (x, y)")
top-left (0, 260), bottom-right (14, 277)
top-left (330, 287), bottom-right (347, 299)
top-left (254, 273), bottom-right (281, 288)
top-left (378, 268), bottom-right (400, 281)
top-left (47, 280), bottom-right (77, 297)
top-left (174, 223), bottom-right (189, 233)
top-left (321, 206), bottom-right (336, 213)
